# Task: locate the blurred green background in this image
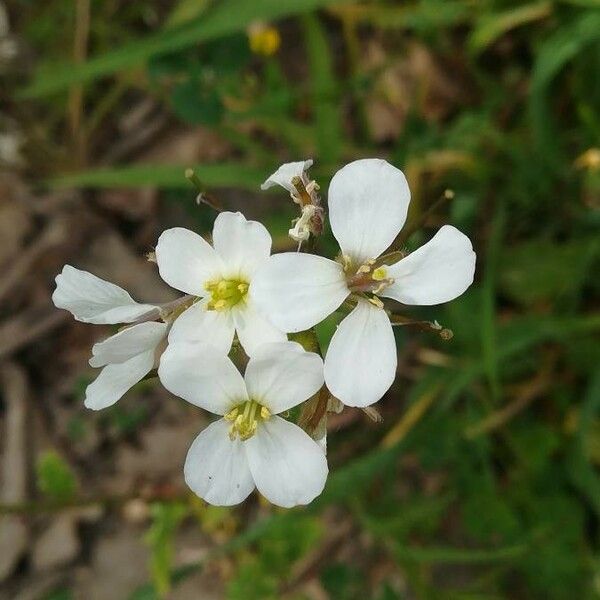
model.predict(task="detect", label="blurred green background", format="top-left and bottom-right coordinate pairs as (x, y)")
top-left (1, 0), bottom-right (599, 598)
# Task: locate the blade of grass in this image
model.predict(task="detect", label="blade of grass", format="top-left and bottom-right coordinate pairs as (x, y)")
top-left (482, 205), bottom-right (505, 404)
top-left (302, 13), bottom-right (343, 165)
top-left (48, 162), bottom-right (270, 190)
top-left (468, 1), bottom-right (552, 55)
top-left (20, 0), bottom-right (356, 98)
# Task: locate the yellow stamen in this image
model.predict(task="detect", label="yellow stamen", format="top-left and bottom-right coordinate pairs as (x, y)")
top-left (205, 277), bottom-right (249, 311)
top-left (227, 399), bottom-right (271, 441)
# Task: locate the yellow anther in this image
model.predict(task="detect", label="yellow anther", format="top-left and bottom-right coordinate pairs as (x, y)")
top-left (224, 407), bottom-right (239, 422)
top-left (372, 267), bottom-right (387, 281)
top-left (227, 399), bottom-right (271, 441)
top-left (205, 277), bottom-right (249, 311)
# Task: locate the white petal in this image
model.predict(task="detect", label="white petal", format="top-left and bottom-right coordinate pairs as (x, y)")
top-left (328, 159), bottom-right (410, 263)
top-left (155, 227), bottom-right (224, 296)
top-left (158, 343), bottom-right (247, 415)
top-left (232, 301), bottom-right (287, 357)
top-left (212, 211), bottom-right (272, 277)
top-left (168, 299), bottom-right (235, 354)
top-left (52, 265), bottom-right (157, 324)
top-left (324, 301), bottom-right (396, 408)
top-left (250, 253), bottom-right (349, 333)
top-left (244, 342), bottom-right (324, 414)
top-left (185, 419), bottom-right (254, 506)
top-left (260, 160), bottom-right (313, 193)
top-left (381, 225), bottom-right (476, 305)
top-left (84, 350), bottom-right (155, 410)
top-left (89, 322), bottom-right (167, 368)
top-left (245, 416), bottom-right (327, 508)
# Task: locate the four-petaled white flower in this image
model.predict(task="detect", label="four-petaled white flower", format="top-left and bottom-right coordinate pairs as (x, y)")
top-left (52, 266), bottom-right (167, 409)
top-left (251, 158), bottom-right (476, 408)
top-left (261, 160), bottom-right (323, 242)
top-left (158, 341), bottom-right (328, 507)
top-left (155, 211), bottom-right (285, 356)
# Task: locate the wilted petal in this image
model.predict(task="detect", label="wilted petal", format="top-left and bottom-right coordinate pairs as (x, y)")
top-left (245, 416), bottom-right (327, 508)
top-left (168, 299), bottom-right (235, 354)
top-left (260, 160), bottom-right (313, 193)
top-left (212, 211), bottom-right (272, 278)
top-left (244, 342), bottom-right (324, 414)
top-left (232, 301), bottom-right (286, 356)
top-left (52, 265), bottom-right (157, 324)
top-left (382, 225), bottom-right (476, 305)
top-left (158, 343), bottom-right (247, 415)
top-left (89, 322), bottom-right (167, 368)
top-left (85, 350), bottom-right (155, 410)
top-left (328, 159), bottom-right (410, 263)
top-left (250, 253), bottom-right (348, 333)
top-left (155, 227), bottom-right (224, 296)
top-left (324, 301), bottom-right (396, 408)
top-left (185, 419), bottom-right (255, 506)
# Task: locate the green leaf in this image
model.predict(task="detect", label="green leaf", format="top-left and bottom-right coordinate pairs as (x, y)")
top-left (468, 1), bottom-right (552, 54)
top-left (499, 237), bottom-right (599, 306)
top-left (302, 13), bottom-right (343, 164)
top-left (21, 0), bottom-right (355, 98)
top-left (529, 10), bottom-right (600, 158)
top-left (48, 162), bottom-right (271, 190)
top-left (145, 502), bottom-right (188, 597)
top-left (36, 451), bottom-right (78, 502)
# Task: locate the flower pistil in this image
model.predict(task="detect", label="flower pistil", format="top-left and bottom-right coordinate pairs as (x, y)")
top-left (225, 400), bottom-right (271, 440)
top-left (205, 278), bottom-right (249, 311)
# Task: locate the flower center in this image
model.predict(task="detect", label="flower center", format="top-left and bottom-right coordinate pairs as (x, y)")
top-left (344, 257), bottom-right (395, 297)
top-left (224, 400), bottom-right (271, 441)
top-left (205, 278), bottom-right (249, 311)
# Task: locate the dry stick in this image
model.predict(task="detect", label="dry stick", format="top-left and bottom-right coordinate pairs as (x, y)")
top-left (185, 168), bottom-right (223, 212)
top-left (0, 310), bottom-right (69, 360)
top-left (394, 189), bottom-right (455, 248)
top-left (464, 354), bottom-right (556, 439)
top-left (0, 221), bottom-right (66, 303)
top-left (0, 490), bottom-right (191, 516)
top-left (0, 363), bottom-right (29, 579)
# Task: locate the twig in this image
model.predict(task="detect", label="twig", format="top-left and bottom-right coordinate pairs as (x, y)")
top-left (0, 221), bottom-right (66, 303)
top-left (0, 490), bottom-right (190, 516)
top-left (0, 309), bottom-right (69, 360)
top-left (464, 354), bottom-right (556, 438)
top-left (381, 384), bottom-right (442, 448)
top-left (0, 362), bottom-right (29, 579)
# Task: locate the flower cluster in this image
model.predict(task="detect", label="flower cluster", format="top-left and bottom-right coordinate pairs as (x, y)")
top-left (53, 158), bottom-right (476, 508)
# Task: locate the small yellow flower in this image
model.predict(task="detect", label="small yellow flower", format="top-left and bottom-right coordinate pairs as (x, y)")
top-left (248, 22), bottom-right (281, 56)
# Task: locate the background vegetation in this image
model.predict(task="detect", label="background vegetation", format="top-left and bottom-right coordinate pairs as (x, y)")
top-left (1, 0), bottom-right (599, 598)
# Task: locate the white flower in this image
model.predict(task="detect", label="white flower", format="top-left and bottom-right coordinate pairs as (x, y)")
top-left (261, 160), bottom-right (324, 243)
top-left (155, 211), bottom-right (285, 356)
top-left (53, 265), bottom-right (158, 324)
top-left (52, 265), bottom-right (167, 409)
top-left (251, 158), bottom-right (476, 408)
top-left (261, 160), bottom-right (314, 197)
top-left (158, 341), bottom-right (328, 507)
top-left (85, 321), bottom-right (167, 410)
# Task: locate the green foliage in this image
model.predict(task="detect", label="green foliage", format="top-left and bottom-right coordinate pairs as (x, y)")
top-left (145, 502), bottom-right (188, 598)
top-left (18, 0), bottom-right (600, 597)
top-left (227, 514), bottom-right (322, 600)
top-left (36, 451), bottom-right (78, 503)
